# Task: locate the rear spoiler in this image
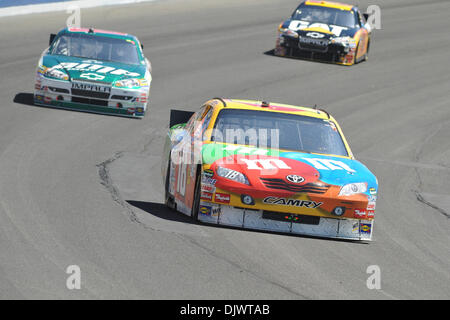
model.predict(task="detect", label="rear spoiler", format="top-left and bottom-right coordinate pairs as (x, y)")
top-left (169, 109), bottom-right (195, 128)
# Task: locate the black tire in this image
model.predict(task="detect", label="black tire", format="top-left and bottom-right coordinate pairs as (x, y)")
top-left (191, 168), bottom-right (201, 221)
top-left (353, 42), bottom-right (360, 64)
top-left (364, 39), bottom-right (370, 61)
top-left (164, 159), bottom-right (175, 210)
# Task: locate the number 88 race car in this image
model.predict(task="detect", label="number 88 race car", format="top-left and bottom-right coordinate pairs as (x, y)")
top-left (162, 98), bottom-right (378, 241)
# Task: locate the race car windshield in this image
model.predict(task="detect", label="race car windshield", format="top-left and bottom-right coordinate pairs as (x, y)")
top-left (292, 6), bottom-right (357, 28)
top-left (211, 109), bottom-right (349, 157)
top-left (51, 33), bottom-right (140, 65)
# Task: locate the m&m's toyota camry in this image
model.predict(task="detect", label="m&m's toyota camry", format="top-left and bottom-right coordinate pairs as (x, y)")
top-left (34, 27), bottom-right (151, 118)
top-left (162, 98), bottom-right (378, 240)
top-left (275, 0), bottom-right (372, 65)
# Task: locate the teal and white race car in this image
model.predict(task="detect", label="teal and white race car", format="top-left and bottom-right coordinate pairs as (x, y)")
top-left (34, 27), bottom-right (152, 118)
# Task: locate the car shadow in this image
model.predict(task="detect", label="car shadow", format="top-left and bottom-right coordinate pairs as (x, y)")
top-left (126, 200), bottom-right (195, 224)
top-left (127, 200), bottom-right (369, 244)
top-left (263, 48), bottom-right (345, 67)
top-left (13, 92), bottom-right (35, 106)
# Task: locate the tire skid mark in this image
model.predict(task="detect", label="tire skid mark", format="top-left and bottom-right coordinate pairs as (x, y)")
top-left (97, 151), bottom-right (142, 225)
top-left (415, 191), bottom-right (450, 220)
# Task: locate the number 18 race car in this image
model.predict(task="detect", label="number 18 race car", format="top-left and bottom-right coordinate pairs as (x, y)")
top-left (162, 98), bottom-right (378, 241)
top-left (275, 0), bottom-right (372, 65)
top-left (34, 27), bottom-right (152, 118)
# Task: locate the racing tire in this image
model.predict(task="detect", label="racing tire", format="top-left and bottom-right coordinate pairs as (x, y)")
top-left (164, 159), bottom-right (176, 210)
top-left (191, 167), bottom-right (201, 221)
top-left (364, 39), bottom-right (370, 61)
top-left (353, 42), bottom-right (360, 64)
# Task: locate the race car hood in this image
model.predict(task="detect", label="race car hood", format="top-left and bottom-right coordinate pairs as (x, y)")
top-left (202, 143), bottom-right (378, 197)
top-left (40, 54), bottom-right (147, 83)
top-left (281, 19), bottom-right (359, 38)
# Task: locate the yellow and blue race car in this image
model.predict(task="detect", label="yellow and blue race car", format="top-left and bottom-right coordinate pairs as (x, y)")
top-left (162, 98), bottom-right (378, 241)
top-left (275, 0), bottom-right (372, 65)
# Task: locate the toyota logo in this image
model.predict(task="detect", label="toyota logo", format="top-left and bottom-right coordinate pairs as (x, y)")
top-left (306, 32), bottom-right (325, 39)
top-left (286, 174), bottom-right (305, 184)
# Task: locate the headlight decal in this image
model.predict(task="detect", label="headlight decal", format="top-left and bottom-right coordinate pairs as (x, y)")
top-left (216, 166), bottom-right (249, 185)
top-left (43, 67), bottom-right (69, 81)
top-left (338, 182), bottom-right (367, 196)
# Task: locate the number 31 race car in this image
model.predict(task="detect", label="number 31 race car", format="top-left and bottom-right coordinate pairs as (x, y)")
top-left (275, 0), bottom-right (372, 65)
top-left (34, 27), bottom-right (152, 118)
top-left (162, 98), bottom-right (378, 241)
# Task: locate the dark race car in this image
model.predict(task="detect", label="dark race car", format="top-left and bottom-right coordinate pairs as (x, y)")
top-left (274, 0), bottom-right (372, 65)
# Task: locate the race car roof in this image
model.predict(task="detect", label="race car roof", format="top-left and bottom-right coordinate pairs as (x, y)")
top-left (63, 27), bottom-right (138, 42)
top-left (304, 0), bottom-right (354, 11)
top-left (212, 98), bottom-right (332, 120)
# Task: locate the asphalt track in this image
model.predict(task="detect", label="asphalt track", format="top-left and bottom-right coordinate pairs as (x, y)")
top-left (1, 0), bottom-right (449, 299)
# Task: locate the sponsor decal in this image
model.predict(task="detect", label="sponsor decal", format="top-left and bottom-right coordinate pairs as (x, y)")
top-left (127, 107), bottom-right (135, 114)
top-left (71, 81), bottom-right (111, 93)
top-left (299, 37), bottom-right (328, 46)
top-left (369, 187), bottom-right (377, 195)
top-left (203, 169), bottom-right (214, 178)
top-left (200, 192), bottom-right (213, 201)
top-left (360, 222), bottom-right (372, 234)
top-left (201, 184), bottom-right (215, 193)
top-left (215, 193), bottom-right (230, 204)
top-left (354, 209), bottom-right (367, 218)
top-left (302, 158), bottom-right (356, 173)
top-left (199, 205), bottom-right (220, 216)
top-left (288, 20), bottom-right (348, 36)
top-left (199, 205), bottom-right (212, 216)
top-left (367, 210), bottom-right (375, 218)
top-left (286, 174), bottom-right (305, 184)
top-left (52, 62), bottom-right (141, 77)
top-left (242, 158), bottom-right (291, 170)
top-left (263, 197), bottom-right (322, 209)
top-left (367, 201), bottom-right (376, 210)
top-left (352, 222), bottom-right (360, 233)
top-left (201, 176), bottom-right (217, 185)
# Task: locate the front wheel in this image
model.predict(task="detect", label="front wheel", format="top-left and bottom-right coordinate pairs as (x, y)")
top-left (191, 169), bottom-right (201, 221)
top-left (164, 159), bottom-right (176, 210)
top-left (364, 39), bottom-right (370, 61)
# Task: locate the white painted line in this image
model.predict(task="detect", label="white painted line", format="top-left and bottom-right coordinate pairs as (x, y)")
top-left (0, 0), bottom-right (157, 18)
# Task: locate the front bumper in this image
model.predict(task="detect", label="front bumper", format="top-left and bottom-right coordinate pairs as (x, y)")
top-left (34, 74), bottom-right (149, 118)
top-left (275, 34), bottom-right (356, 66)
top-left (198, 200), bottom-right (373, 241)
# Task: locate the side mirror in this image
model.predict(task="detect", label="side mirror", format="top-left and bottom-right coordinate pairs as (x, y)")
top-left (141, 43), bottom-right (144, 50)
top-left (363, 13), bottom-right (369, 21)
top-left (49, 33), bottom-right (56, 46)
